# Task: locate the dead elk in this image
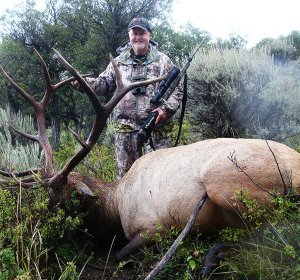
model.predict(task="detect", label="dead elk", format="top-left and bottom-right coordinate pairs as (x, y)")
top-left (1, 49), bottom-right (300, 277)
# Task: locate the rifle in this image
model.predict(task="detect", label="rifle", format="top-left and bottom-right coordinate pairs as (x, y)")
top-left (138, 44), bottom-right (203, 143)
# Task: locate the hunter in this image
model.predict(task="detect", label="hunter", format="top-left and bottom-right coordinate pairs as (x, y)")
top-left (75, 17), bottom-right (183, 178)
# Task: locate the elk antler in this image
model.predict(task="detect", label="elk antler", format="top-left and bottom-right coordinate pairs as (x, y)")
top-left (48, 48), bottom-right (166, 187)
top-left (1, 48), bottom-right (166, 190)
top-left (0, 49), bottom-right (73, 180)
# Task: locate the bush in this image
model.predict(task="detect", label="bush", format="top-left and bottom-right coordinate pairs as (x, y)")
top-left (54, 129), bottom-right (117, 182)
top-left (218, 196), bottom-right (300, 279)
top-left (0, 106), bottom-right (91, 278)
top-left (111, 186), bottom-right (300, 279)
top-left (188, 47), bottom-right (300, 147)
top-left (0, 185), bottom-right (85, 279)
top-left (0, 106), bottom-right (43, 171)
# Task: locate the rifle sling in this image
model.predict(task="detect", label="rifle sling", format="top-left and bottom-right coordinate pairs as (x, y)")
top-left (175, 73), bottom-right (188, 146)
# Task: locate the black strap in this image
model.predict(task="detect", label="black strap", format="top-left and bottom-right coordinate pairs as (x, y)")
top-left (175, 73), bottom-right (188, 146)
top-left (149, 136), bottom-right (156, 151)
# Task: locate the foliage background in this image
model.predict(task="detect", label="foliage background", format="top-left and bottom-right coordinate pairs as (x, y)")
top-left (0, 0), bottom-right (300, 278)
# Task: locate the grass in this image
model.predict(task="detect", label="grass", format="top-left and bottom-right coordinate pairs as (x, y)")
top-left (109, 195), bottom-right (300, 280)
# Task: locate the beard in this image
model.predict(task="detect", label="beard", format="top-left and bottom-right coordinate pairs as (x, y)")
top-left (132, 41), bottom-right (148, 55)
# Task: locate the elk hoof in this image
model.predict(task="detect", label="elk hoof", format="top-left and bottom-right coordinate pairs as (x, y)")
top-left (200, 263), bottom-right (217, 278)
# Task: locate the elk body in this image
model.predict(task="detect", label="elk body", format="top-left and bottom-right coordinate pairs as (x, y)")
top-left (70, 138), bottom-right (300, 260)
top-left (1, 50), bottom-right (300, 265)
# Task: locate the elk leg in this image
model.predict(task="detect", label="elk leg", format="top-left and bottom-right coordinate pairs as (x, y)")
top-left (201, 242), bottom-right (242, 277)
top-left (115, 233), bottom-right (150, 261)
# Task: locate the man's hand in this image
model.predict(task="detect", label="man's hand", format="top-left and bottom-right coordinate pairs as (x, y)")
top-left (71, 80), bottom-right (80, 88)
top-left (153, 107), bottom-right (168, 125)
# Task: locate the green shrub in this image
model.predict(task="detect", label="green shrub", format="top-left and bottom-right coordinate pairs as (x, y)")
top-left (0, 106), bottom-right (90, 278)
top-left (119, 193), bottom-right (300, 280)
top-left (0, 106), bottom-right (42, 171)
top-left (256, 37), bottom-right (298, 61)
top-left (0, 185), bottom-right (85, 279)
top-left (58, 261), bottom-right (78, 280)
top-left (54, 129), bottom-right (117, 182)
top-left (219, 198), bottom-right (300, 279)
top-left (121, 225), bottom-right (212, 279)
top-left (188, 47), bottom-right (300, 147)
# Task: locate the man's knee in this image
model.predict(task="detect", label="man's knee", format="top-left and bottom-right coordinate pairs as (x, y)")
top-left (114, 131), bottom-right (142, 177)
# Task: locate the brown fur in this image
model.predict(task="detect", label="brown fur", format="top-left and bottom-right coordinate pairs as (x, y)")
top-left (68, 138), bottom-right (300, 260)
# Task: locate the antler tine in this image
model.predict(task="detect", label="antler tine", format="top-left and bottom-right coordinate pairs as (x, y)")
top-left (0, 121), bottom-right (39, 182)
top-left (33, 48), bottom-right (53, 107)
top-left (47, 49), bottom-right (109, 187)
top-left (54, 74), bottom-right (93, 91)
top-left (8, 121), bottom-right (38, 142)
top-left (68, 127), bottom-right (90, 150)
top-left (52, 48), bottom-right (104, 114)
top-left (0, 65), bottom-right (39, 111)
top-left (110, 53), bottom-right (122, 86)
top-left (0, 168), bottom-right (41, 178)
top-left (34, 49), bottom-right (80, 108)
top-left (55, 76), bottom-right (78, 89)
top-left (1, 54), bottom-right (56, 179)
top-left (106, 56), bottom-right (167, 112)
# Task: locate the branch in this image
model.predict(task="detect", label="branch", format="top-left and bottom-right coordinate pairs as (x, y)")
top-left (144, 193), bottom-right (208, 280)
top-left (227, 151), bottom-right (277, 197)
top-left (265, 140), bottom-right (290, 195)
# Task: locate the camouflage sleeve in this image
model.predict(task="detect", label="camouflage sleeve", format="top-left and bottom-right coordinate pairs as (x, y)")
top-left (85, 61), bottom-right (116, 97)
top-left (159, 55), bottom-right (183, 117)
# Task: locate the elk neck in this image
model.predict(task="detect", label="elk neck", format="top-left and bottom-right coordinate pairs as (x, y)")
top-left (67, 172), bottom-right (124, 240)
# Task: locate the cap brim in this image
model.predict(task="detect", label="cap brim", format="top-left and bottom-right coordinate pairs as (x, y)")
top-left (128, 25), bottom-right (148, 31)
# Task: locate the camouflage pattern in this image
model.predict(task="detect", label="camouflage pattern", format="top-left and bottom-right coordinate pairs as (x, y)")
top-left (86, 40), bottom-right (183, 131)
top-left (114, 130), bottom-right (172, 178)
top-left (86, 40), bottom-right (183, 177)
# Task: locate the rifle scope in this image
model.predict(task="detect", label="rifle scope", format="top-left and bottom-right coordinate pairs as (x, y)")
top-left (150, 66), bottom-right (180, 105)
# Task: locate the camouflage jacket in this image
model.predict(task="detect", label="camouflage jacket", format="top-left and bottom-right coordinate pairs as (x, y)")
top-left (86, 40), bottom-right (183, 132)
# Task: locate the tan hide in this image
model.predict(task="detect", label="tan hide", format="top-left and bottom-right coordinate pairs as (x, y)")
top-left (75, 138), bottom-right (300, 260)
top-left (115, 138), bottom-right (300, 239)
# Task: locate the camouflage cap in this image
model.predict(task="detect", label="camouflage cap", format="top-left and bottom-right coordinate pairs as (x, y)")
top-left (128, 17), bottom-right (152, 33)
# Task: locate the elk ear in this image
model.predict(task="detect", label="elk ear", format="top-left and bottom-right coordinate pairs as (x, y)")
top-left (74, 181), bottom-right (95, 198)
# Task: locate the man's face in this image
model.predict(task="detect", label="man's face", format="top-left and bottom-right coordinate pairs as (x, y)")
top-left (129, 28), bottom-right (151, 56)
